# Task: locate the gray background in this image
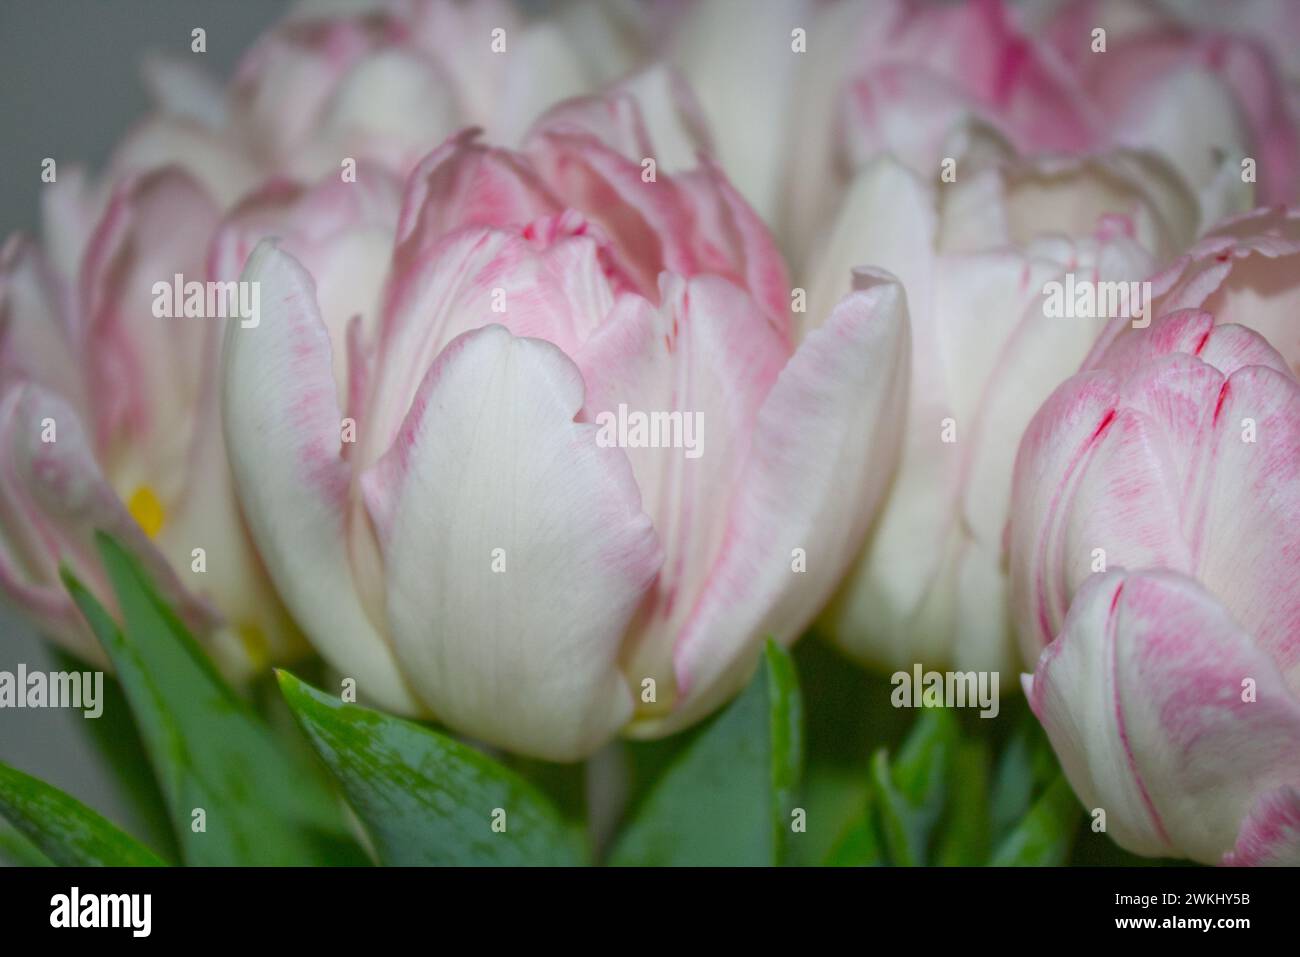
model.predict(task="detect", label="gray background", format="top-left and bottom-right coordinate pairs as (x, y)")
top-left (1, 0), bottom-right (289, 841)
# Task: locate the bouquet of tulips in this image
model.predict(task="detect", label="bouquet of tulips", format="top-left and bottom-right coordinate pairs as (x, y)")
top-left (1, 0), bottom-right (1297, 871)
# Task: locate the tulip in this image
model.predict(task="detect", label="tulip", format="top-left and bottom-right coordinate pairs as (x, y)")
top-left (220, 86), bottom-right (910, 759)
top-left (1008, 303), bottom-right (1300, 863)
top-left (812, 122), bottom-right (1204, 677)
top-left (1010, 292), bottom-right (1300, 656)
top-left (667, 0), bottom-right (1295, 269)
top-left (1034, 0), bottom-right (1300, 209)
top-left (46, 0), bottom-right (646, 279)
top-left (228, 0), bottom-right (639, 182)
top-left (2, 0), bottom-right (656, 675)
top-left (0, 170), bottom-right (299, 671)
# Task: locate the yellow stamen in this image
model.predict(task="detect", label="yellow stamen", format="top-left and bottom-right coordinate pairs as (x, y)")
top-left (236, 622), bottom-right (271, 671)
top-left (127, 485), bottom-right (166, 539)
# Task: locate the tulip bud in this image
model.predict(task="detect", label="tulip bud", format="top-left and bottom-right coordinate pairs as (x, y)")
top-left (1010, 305), bottom-right (1300, 864)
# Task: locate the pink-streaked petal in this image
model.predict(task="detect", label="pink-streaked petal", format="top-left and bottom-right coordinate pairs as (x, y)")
top-left (890, 0), bottom-right (1097, 150)
top-left (1011, 369), bottom-right (1129, 658)
top-left (526, 126), bottom-right (700, 298)
top-left (844, 47), bottom-right (1096, 182)
top-left (1197, 240), bottom-right (1300, 375)
top-left (80, 168), bottom-right (220, 498)
top-left (210, 167), bottom-right (401, 404)
top-left (674, 159), bottom-right (792, 339)
top-left (1223, 788), bottom-right (1300, 866)
top-left (1031, 570), bottom-right (1300, 864)
top-left (366, 219), bottom-right (621, 470)
top-left (1087, 308), bottom-right (1293, 383)
top-left (211, 168), bottom-right (402, 291)
top-left (1012, 360), bottom-right (1213, 661)
top-left (360, 324), bottom-right (661, 761)
top-left (575, 276), bottom-right (789, 723)
top-left (529, 64), bottom-right (711, 176)
top-left (1143, 207), bottom-right (1300, 376)
top-left (221, 241), bottom-right (419, 713)
top-left (661, 276), bottom-right (910, 734)
top-left (0, 237), bottom-right (82, 406)
top-left (0, 383), bottom-right (218, 665)
top-left (1059, 16), bottom-right (1300, 204)
top-left (1192, 363), bottom-right (1300, 680)
top-left (393, 129), bottom-right (559, 257)
top-left (1014, 309), bottom-right (1300, 673)
top-left (528, 69), bottom-right (788, 321)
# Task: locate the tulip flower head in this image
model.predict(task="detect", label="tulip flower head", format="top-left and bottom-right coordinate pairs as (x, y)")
top-left (221, 85), bottom-right (910, 760)
top-left (1010, 303), bottom-right (1300, 864)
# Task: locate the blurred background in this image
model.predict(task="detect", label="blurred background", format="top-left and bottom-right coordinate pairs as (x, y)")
top-left (0, 0), bottom-right (289, 844)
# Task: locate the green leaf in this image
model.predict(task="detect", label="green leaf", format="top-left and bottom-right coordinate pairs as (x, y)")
top-left (870, 750), bottom-right (915, 864)
top-left (64, 533), bottom-right (365, 866)
top-left (891, 708), bottom-right (959, 800)
top-left (278, 671), bottom-right (581, 866)
top-left (935, 738), bottom-right (991, 866)
top-left (823, 788), bottom-right (883, 867)
top-left (871, 708), bottom-right (958, 865)
top-left (52, 650), bottom-right (180, 863)
top-left (0, 815), bottom-right (52, 866)
top-left (791, 638), bottom-right (906, 866)
top-left (608, 639), bottom-right (800, 868)
top-left (610, 639), bottom-right (803, 866)
top-left (990, 712), bottom-right (1058, 846)
top-left (0, 760), bottom-right (164, 866)
top-left (989, 773), bottom-right (1081, 866)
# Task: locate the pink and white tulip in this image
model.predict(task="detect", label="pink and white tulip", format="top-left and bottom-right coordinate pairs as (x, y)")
top-left (813, 125), bottom-right (1200, 677)
top-left (46, 0), bottom-right (645, 277)
top-left (4, 0), bottom-right (630, 673)
top-left (1010, 304), bottom-right (1300, 863)
top-left (668, 0), bottom-right (1298, 267)
top-left (0, 170), bottom-right (300, 671)
top-left (221, 89), bottom-right (910, 760)
top-left (1036, 0), bottom-right (1300, 208)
